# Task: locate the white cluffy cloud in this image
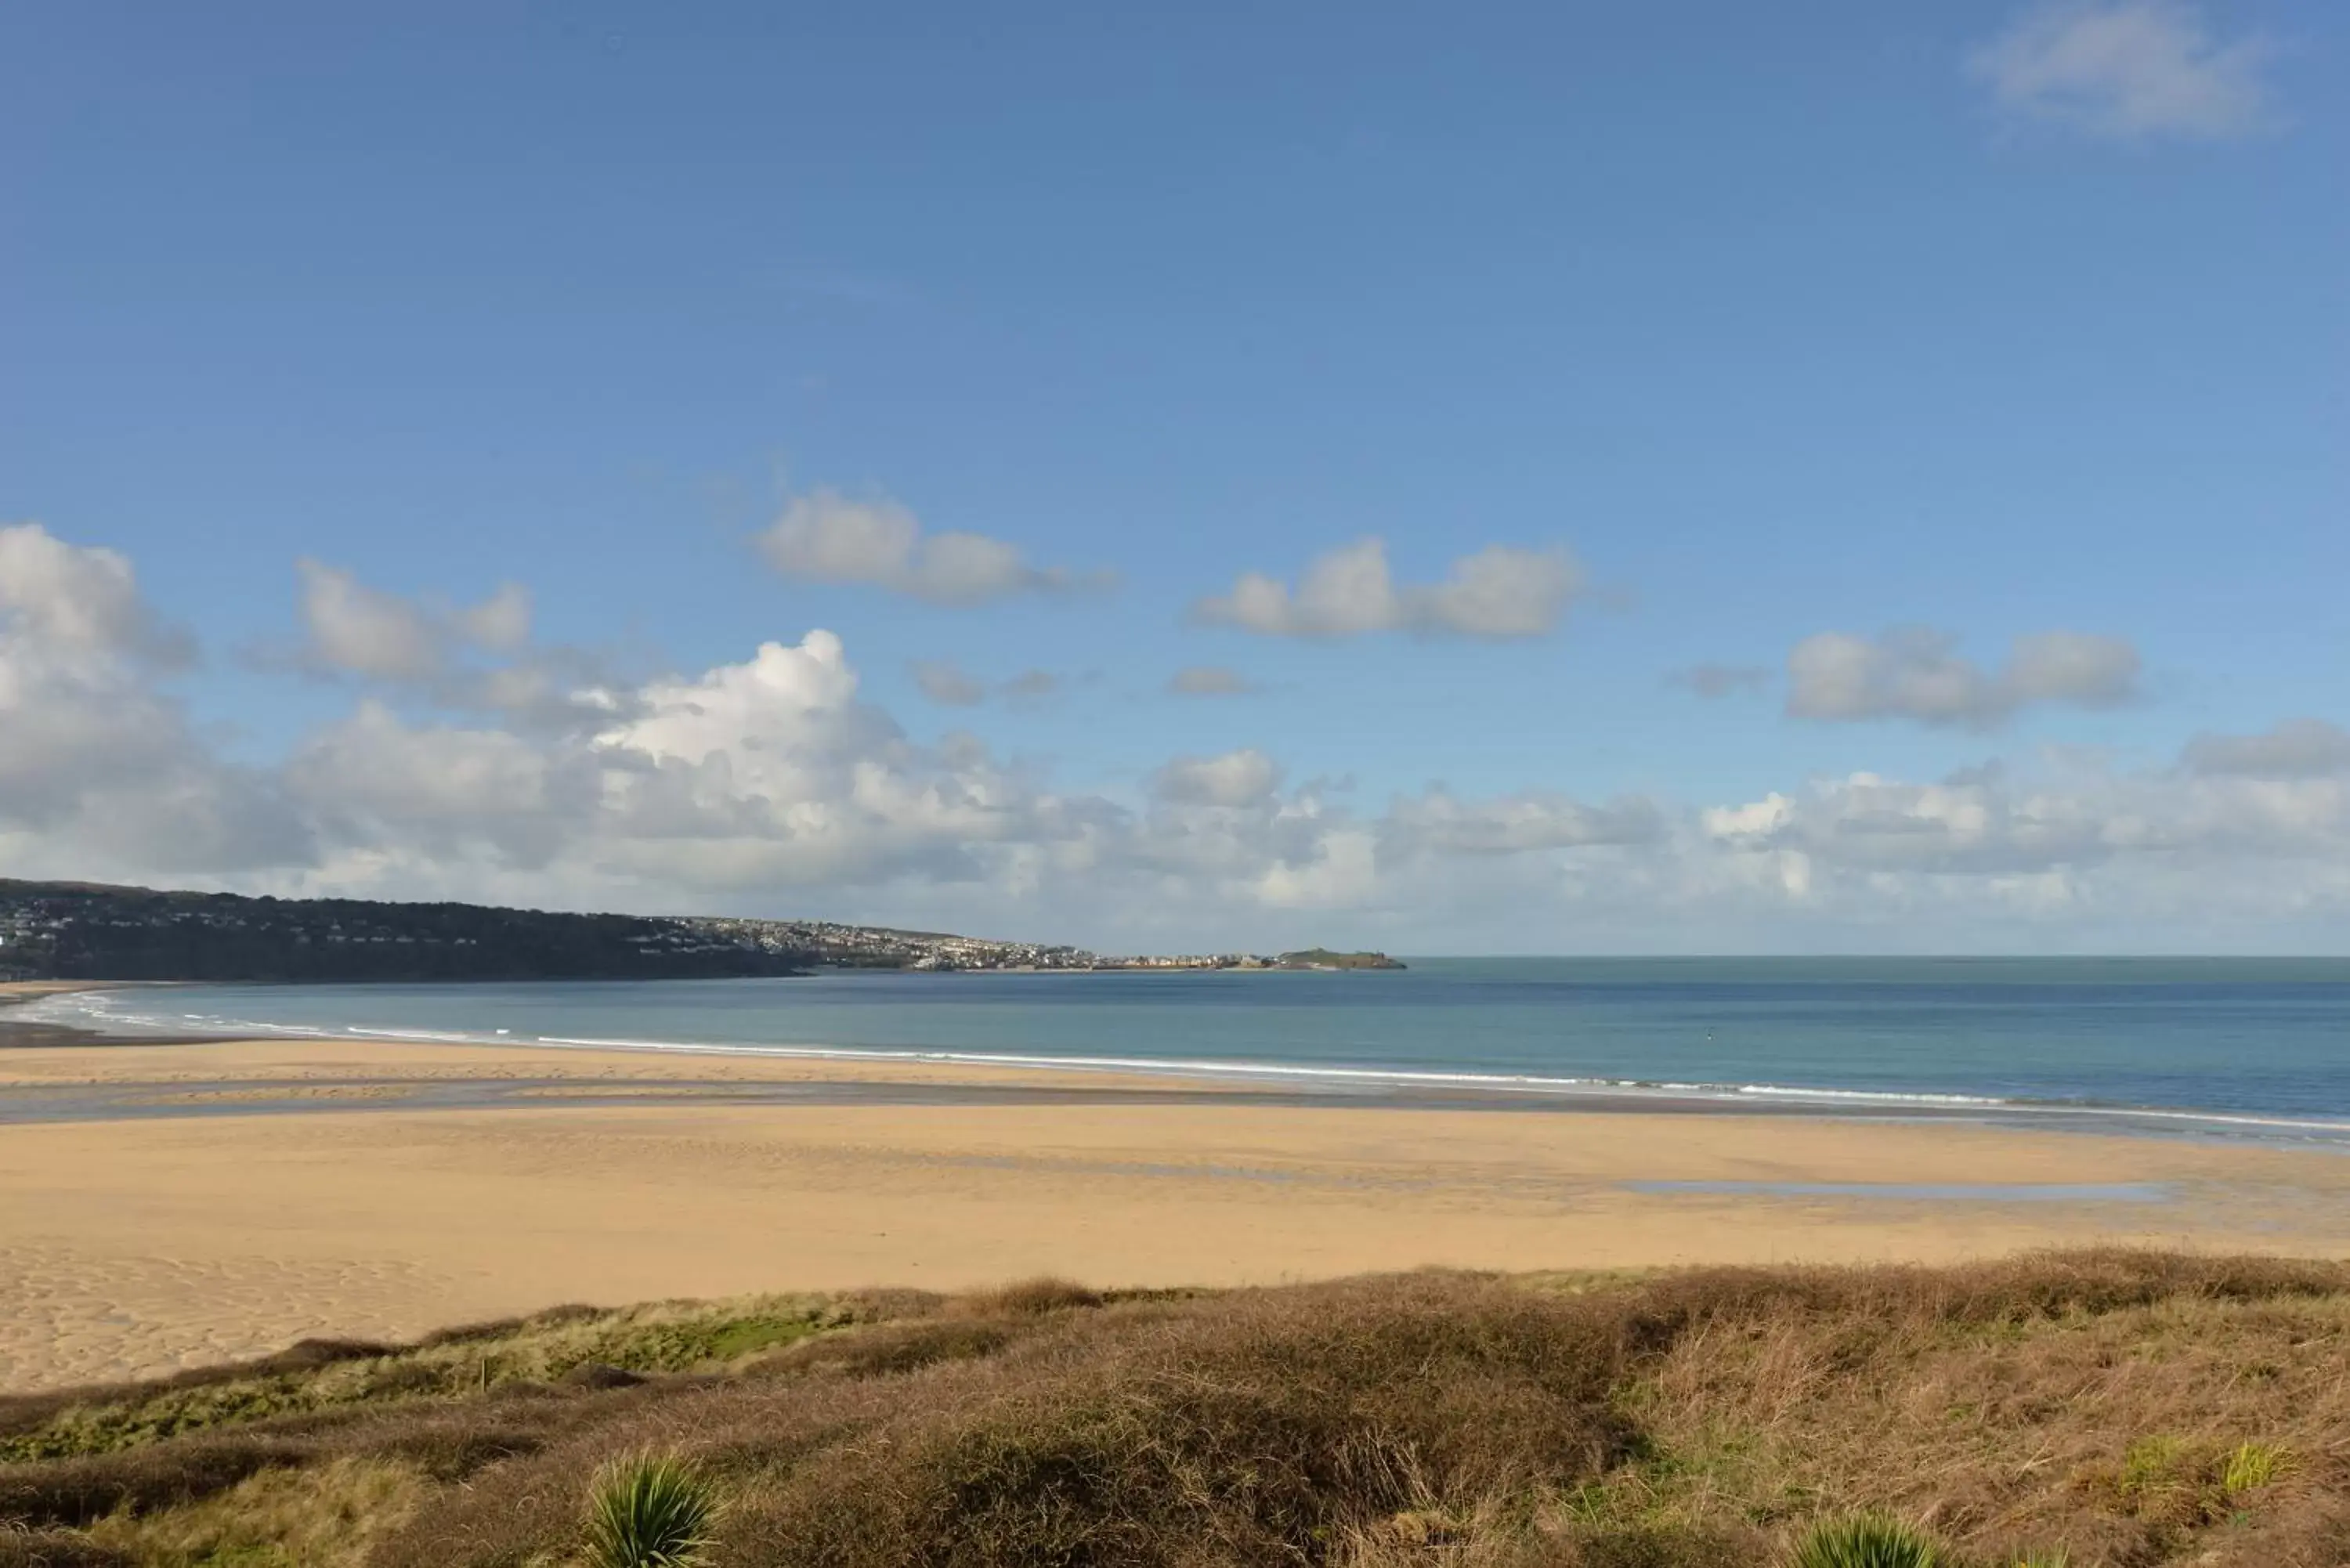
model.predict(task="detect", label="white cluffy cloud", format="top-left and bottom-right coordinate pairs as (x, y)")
top-left (759, 489), bottom-right (1103, 605)
top-left (1704, 747), bottom-right (2350, 894)
top-left (1, 525), bottom-right (192, 665)
top-left (1191, 538), bottom-right (1585, 640)
top-left (298, 559), bottom-right (530, 681)
top-left (1150, 749), bottom-right (1283, 807)
top-left (0, 524), bottom-right (300, 872)
top-left (291, 561), bottom-right (628, 735)
top-left (1786, 628), bottom-right (2139, 728)
top-left (1969, 1), bottom-right (2278, 143)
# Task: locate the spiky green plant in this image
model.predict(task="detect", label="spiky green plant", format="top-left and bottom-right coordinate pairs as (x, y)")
top-left (1791, 1514), bottom-right (1940, 1568)
top-left (584, 1451), bottom-right (718, 1568)
top-left (2222, 1439), bottom-right (2291, 1495)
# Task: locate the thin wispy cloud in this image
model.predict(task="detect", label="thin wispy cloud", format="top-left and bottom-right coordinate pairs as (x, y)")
top-left (909, 659), bottom-right (1063, 707)
top-left (1669, 664), bottom-right (1773, 700)
top-left (1167, 666), bottom-right (1261, 697)
top-left (910, 659), bottom-right (987, 706)
top-left (1001, 669), bottom-right (1061, 704)
top-left (1969, 0), bottom-right (2280, 143)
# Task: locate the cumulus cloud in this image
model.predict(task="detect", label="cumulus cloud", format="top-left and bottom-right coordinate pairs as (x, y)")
top-left (1786, 628), bottom-right (2140, 728)
top-left (1669, 663), bottom-right (1772, 699)
top-left (0, 524), bottom-right (304, 874)
top-left (1706, 729), bottom-right (2350, 890)
top-left (1191, 538), bottom-right (1585, 640)
top-left (758, 489), bottom-right (1102, 605)
top-left (1150, 749), bottom-right (1283, 807)
top-left (1969, 1), bottom-right (2278, 143)
top-left (287, 562), bottom-right (632, 736)
top-left (280, 630), bottom-right (1098, 894)
top-left (286, 700), bottom-right (585, 869)
top-left (1168, 665), bottom-right (1260, 697)
top-left (298, 560), bottom-right (531, 681)
top-left (0, 525), bottom-right (193, 667)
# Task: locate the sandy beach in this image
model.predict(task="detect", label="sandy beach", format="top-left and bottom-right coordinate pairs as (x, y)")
top-left (2, 985), bottom-right (2346, 1393)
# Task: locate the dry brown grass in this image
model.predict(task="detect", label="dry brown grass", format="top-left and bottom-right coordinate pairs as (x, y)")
top-left (0, 1531), bottom-right (132, 1568)
top-left (4, 1251), bottom-right (2348, 1567)
top-left (84, 1457), bottom-right (425, 1567)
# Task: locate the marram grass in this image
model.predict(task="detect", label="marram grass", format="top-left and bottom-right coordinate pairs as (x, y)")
top-left (584, 1451), bottom-right (718, 1568)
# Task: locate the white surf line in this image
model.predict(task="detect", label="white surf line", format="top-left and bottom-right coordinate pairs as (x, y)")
top-left (34, 995), bottom-right (2350, 1139)
top-left (521, 1034), bottom-right (2350, 1134)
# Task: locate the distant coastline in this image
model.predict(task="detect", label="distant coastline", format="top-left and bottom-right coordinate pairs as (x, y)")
top-left (0, 879), bottom-right (1401, 985)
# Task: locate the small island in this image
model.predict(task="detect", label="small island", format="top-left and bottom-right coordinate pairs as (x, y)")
top-left (1274, 948), bottom-right (1407, 971)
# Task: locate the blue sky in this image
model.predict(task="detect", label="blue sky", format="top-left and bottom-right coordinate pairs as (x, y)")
top-left (2, 2), bottom-right (2345, 951)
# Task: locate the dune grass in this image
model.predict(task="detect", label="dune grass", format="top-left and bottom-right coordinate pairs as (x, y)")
top-left (1, 1252), bottom-right (2346, 1566)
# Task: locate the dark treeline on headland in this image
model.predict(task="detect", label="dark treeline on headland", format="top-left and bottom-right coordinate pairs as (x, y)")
top-left (0, 880), bottom-right (814, 983)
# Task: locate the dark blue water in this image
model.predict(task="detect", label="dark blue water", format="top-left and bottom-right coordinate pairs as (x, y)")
top-left (31, 957), bottom-right (2350, 1132)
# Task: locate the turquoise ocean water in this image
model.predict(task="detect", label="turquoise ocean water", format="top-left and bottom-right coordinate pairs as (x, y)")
top-left (27, 958), bottom-right (2350, 1141)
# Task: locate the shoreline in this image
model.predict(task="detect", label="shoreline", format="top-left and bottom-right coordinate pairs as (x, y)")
top-left (12, 977), bottom-right (2350, 1147)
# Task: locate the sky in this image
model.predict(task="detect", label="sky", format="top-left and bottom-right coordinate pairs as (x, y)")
top-left (2, 1), bottom-right (2345, 953)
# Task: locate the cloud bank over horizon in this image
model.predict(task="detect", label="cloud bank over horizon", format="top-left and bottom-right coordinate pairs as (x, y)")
top-left (5, 522), bottom-right (2345, 954)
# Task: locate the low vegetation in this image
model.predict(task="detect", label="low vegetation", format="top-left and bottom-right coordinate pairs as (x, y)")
top-left (583, 1453), bottom-right (718, 1568)
top-left (2, 1251), bottom-right (2345, 1566)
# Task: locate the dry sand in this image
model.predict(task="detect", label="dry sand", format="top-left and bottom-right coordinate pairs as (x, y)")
top-left (3, 1002), bottom-right (2348, 1393)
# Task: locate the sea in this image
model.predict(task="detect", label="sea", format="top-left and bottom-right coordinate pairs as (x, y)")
top-left (21, 957), bottom-right (2350, 1145)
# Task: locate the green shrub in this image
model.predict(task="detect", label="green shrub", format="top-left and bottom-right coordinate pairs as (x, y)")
top-left (583, 1453), bottom-right (717, 1568)
top-left (1791, 1514), bottom-right (1940, 1568)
